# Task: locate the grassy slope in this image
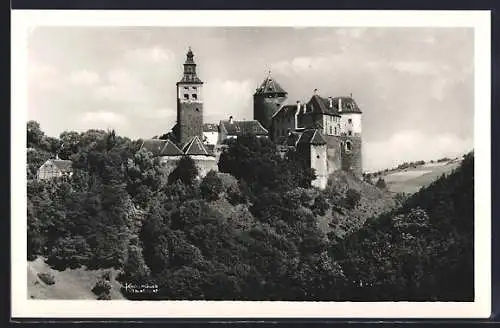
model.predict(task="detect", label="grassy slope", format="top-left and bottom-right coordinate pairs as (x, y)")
top-left (382, 160), bottom-right (460, 194)
top-left (28, 257), bottom-right (125, 300)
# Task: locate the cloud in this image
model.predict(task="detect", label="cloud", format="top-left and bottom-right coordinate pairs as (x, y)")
top-left (81, 111), bottom-right (128, 127)
top-left (69, 69), bottom-right (101, 86)
top-left (363, 130), bottom-right (473, 172)
top-left (203, 79), bottom-right (255, 122)
top-left (142, 108), bottom-right (176, 119)
top-left (124, 46), bottom-right (176, 63)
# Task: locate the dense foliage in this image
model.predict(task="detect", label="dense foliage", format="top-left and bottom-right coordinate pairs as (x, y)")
top-left (27, 122), bottom-right (474, 301)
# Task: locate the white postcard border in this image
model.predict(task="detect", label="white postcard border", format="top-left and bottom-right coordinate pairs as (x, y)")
top-left (11, 10), bottom-right (491, 319)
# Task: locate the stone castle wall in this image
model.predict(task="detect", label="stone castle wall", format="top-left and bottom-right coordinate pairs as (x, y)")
top-left (340, 135), bottom-right (362, 179)
top-left (253, 94), bottom-right (287, 130)
top-left (177, 99), bottom-right (203, 145)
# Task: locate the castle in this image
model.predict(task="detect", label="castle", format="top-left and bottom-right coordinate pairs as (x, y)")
top-left (141, 48), bottom-right (363, 189)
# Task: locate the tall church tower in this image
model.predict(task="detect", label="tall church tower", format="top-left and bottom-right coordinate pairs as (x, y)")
top-left (253, 71), bottom-right (288, 130)
top-left (176, 47), bottom-right (204, 145)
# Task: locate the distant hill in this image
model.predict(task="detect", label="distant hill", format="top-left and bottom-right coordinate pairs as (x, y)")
top-left (376, 157), bottom-right (462, 194)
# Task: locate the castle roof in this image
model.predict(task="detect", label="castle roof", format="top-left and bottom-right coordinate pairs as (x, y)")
top-left (296, 129), bottom-right (327, 146)
top-left (254, 74), bottom-right (287, 95)
top-left (303, 95), bottom-right (340, 116)
top-left (140, 139), bottom-right (184, 156)
top-left (161, 139), bottom-right (184, 156)
top-left (182, 135), bottom-right (211, 156)
top-left (219, 119), bottom-right (268, 136)
top-left (203, 123), bottom-right (219, 132)
top-left (272, 104), bottom-right (300, 119)
top-left (332, 96), bottom-right (362, 114)
top-left (178, 47), bottom-right (203, 84)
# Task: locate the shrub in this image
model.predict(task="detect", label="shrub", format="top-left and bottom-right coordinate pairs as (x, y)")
top-left (92, 279), bottom-right (111, 296)
top-left (168, 156), bottom-right (199, 186)
top-left (97, 292), bottom-right (112, 300)
top-left (344, 189), bottom-right (361, 209)
top-left (38, 272), bottom-right (55, 285)
top-left (200, 170), bottom-right (224, 201)
top-left (102, 270), bottom-right (112, 281)
top-left (375, 177), bottom-right (387, 190)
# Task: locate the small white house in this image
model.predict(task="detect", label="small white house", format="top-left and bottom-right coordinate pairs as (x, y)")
top-left (37, 158), bottom-right (73, 181)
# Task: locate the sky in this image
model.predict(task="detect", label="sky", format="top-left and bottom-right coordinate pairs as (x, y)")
top-left (27, 27), bottom-right (474, 172)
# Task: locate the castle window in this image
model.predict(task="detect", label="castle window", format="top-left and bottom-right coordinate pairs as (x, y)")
top-left (195, 108), bottom-right (200, 112)
top-left (192, 86), bottom-right (197, 90)
top-left (348, 131), bottom-right (352, 136)
top-left (184, 86), bottom-right (188, 90)
top-left (192, 94), bottom-right (198, 100)
top-left (316, 155), bottom-right (320, 159)
top-left (348, 118), bottom-right (352, 124)
top-left (345, 141), bottom-right (352, 152)
top-left (184, 94), bottom-right (189, 100)
top-left (329, 126), bottom-right (333, 135)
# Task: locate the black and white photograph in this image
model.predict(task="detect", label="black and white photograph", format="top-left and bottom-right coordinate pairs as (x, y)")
top-left (11, 10), bottom-right (491, 318)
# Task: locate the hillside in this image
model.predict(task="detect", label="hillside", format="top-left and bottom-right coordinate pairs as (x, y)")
top-left (379, 158), bottom-right (461, 194)
top-left (28, 257), bottom-right (125, 300)
top-left (334, 153), bottom-right (474, 300)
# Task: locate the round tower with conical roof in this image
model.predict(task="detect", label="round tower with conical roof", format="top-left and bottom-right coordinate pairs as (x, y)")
top-left (253, 71), bottom-right (288, 131)
top-left (335, 96), bottom-right (363, 179)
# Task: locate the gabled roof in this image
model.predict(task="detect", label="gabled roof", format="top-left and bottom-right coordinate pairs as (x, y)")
top-left (303, 95), bottom-right (340, 116)
top-left (140, 139), bottom-right (184, 157)
top-left (332, 96), bottom-right (362, 114)
top-left (203, 123), bottom-right (219, 132)
top-left (219, 120), bottom-right (268, 136)
top-left (182, 135), bottom-right (210, 156)
top-left (296, 129), bottom-right (327, 146)
top-left (43, 159), bottom-right (73, 172)
top-left (254, 75), bottom-right (287, 95)
top-left (140, 139), bottom-right (168, 157)
top-left (161, 139), bottom-right (184, 156)
top-left (272, 104), bottom-right (300, 119)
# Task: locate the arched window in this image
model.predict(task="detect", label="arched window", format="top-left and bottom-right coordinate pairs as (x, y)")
top-left (345, 141), bottom-right (353, 152)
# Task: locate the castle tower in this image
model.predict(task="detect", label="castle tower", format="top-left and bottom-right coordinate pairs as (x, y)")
top-left (176, 47), bottom-right (204, 145)
top-left (336, 96), bottom-right (363, 179)
top-left (253, 71), bottom-right (288, 130)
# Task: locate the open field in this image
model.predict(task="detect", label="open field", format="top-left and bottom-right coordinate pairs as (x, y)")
top-left (382, 161), bottom-right (460, 194)
top-left (28, 257), bottom-right (125, 300)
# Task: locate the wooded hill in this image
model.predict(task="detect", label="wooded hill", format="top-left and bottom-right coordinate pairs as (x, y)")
top-left (26, 121), bottom-right (474, 301)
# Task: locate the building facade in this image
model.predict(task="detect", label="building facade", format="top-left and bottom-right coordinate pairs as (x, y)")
top-left (260, 75), bottom-right (363, 181)
top-left (141, 49), bottom-right (363, 187)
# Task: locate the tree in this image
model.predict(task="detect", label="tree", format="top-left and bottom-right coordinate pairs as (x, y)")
top-left (168, 156), bottom-right (199, 186)
top-left (27, 120), bottom-right (45, 149)
top-left (200, 170), bottom-right (223, 201)
top-left (376, 177), bottom-right (387, 189)
top-left (125, 147), bottom-right (163, 208)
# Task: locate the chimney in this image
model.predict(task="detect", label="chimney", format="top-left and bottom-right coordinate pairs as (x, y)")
top-left (296, 100), bottom-right (301, 111)
top-left (229, 116), bottom-right (234, 124)
top-left (313, 88), bottom-right (318, 95)
top-left (328, 97), bottom-right (333, 109)
top-left (338, 98), bottom-right (342, 113)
